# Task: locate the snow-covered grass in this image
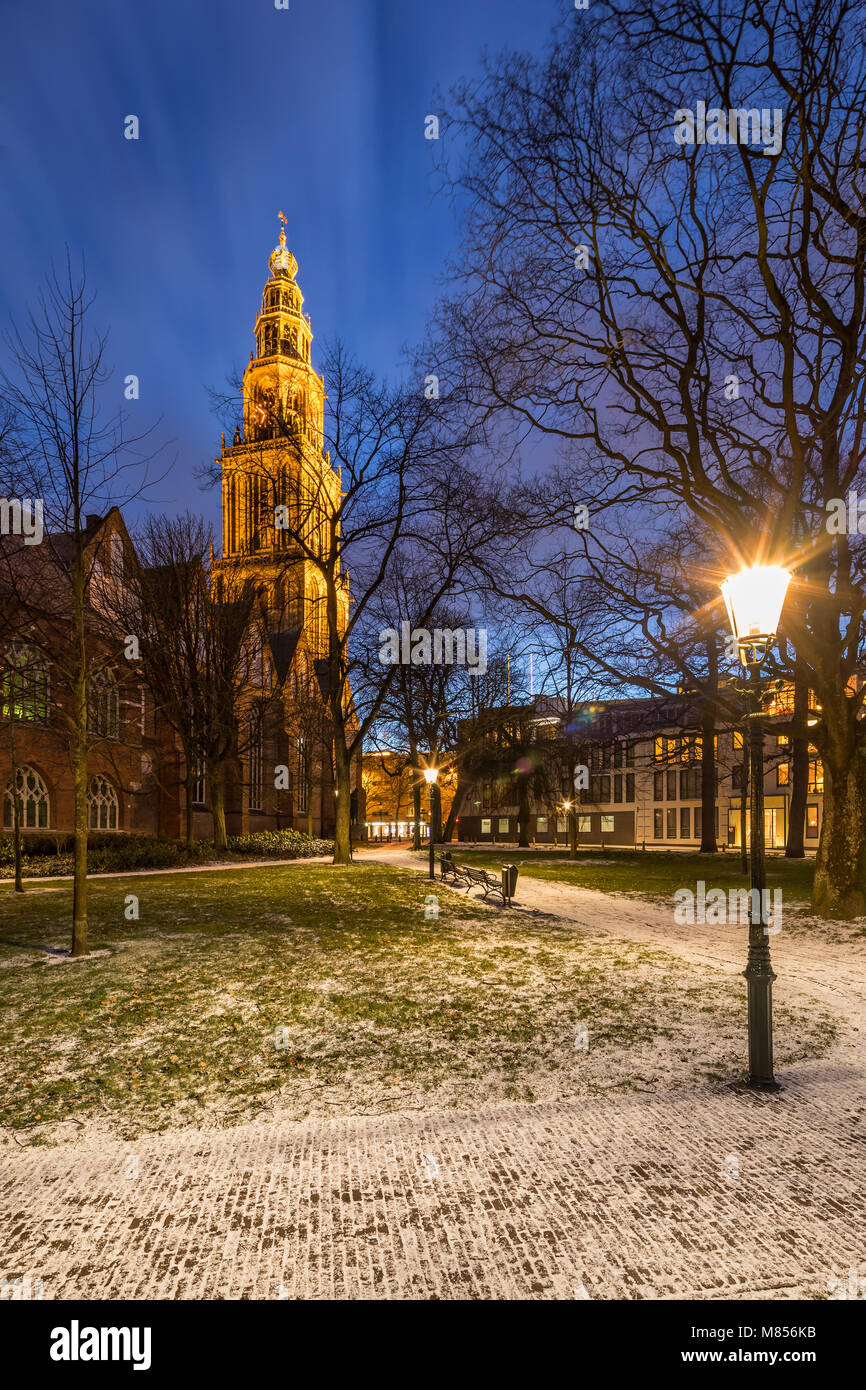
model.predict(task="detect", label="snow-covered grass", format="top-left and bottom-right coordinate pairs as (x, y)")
top-left (0, 862), bottom-right (837, 1144)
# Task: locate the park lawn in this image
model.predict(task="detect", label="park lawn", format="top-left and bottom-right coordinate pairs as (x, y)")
top-left (0, 862), bottom-right (836, 1142)
top-left (437, 848), bottom-right (816, 901)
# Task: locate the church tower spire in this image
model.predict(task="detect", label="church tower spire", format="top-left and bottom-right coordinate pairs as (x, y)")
top-left (214, 217), bottom-right (345, 656)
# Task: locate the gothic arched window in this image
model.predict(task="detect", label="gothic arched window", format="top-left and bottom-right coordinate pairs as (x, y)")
top-left (89, 667), bottom-right (119, 740)
top-left (261, 322), bottom-right (277, 357)
top-left (87, 774), bottom-right (119, 831)
top-left (3, 765), bottom-right (50, 830)
top-left (228, 475), bottom-right (238, 554)
top-left (248, 709), bottom-right (263, 812)
top-left (1, 641), bottom-right (49, 722)
top-left (297, 733), bottom-right (309, 813)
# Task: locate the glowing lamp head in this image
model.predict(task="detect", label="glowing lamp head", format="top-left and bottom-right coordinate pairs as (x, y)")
top-left (563, 800), bottom-right (571, 811)
top-left (423, 767), bottom-right (439, 785)
top-left (721, 565), bottom-right (791, 666)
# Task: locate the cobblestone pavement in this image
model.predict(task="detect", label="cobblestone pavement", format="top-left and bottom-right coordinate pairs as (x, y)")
top-left (2, 853), bottom-right (864, 1301)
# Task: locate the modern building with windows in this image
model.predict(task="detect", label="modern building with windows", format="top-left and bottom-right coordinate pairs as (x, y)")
top-left (453, 691), bottom-right (826, 853)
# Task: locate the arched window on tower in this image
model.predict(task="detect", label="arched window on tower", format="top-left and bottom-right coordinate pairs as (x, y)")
top-left (248, 474), bottom-right (264, 552)
top-left (228, 475), bottom-right (238, 554)
top-left (3, 765), bottom-right (50, 830)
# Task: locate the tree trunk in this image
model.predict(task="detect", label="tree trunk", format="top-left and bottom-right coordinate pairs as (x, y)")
top-left (700, 710), bottom-right (717, 853)
top-left (442, 782), bottom-right (462, 842)
top-left (517, 778), bottom-right (531, 847)
top-left (209, 761), bottom-right (228, 850)
top-left (569, 805), bottom-right (578, 859)
top-left (185, 760), bottom-right (196, 847)
top-left (412, 778), bottom-right (422, 850)
top-left (431, 778), bottom-right (442, 846)
top-left (71, 561), bottom-right (88, 957)
top-left (785, 662), bottom-right (808, 859)
top-left (812, 727), bottom-right (866, 918)
top-left (332, 734), bottom-right (352, 864)
top-left (9, 721), bottom-right (24, 893)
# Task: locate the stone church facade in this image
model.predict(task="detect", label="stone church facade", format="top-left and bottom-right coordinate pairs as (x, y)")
top-left (0, 222), bottom-right (361, 843)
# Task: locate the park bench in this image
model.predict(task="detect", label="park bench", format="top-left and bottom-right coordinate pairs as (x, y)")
top-left (438, 852), bottom-right (464, 884)
top-left (439, 853), bottom-right (519, 906)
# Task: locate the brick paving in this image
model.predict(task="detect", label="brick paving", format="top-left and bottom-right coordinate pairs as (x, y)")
top-left (2, 853), bottom-right (865, 1300)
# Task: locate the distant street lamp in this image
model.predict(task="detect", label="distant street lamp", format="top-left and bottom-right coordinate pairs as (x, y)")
top-left (720, 564), bottom-right (791, 1090)
top-left (423, 766), bottom-right (439, 880)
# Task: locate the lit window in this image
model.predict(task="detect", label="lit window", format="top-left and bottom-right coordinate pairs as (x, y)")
top-left (808, 759), bottom-right (824, 793)
top-left (777, 763), bottom-right (790, 787)
top-left (1, 642), bottom-right (49, 722)
top-left (578, 815), bottom-right (591, 833)
top-left (601, 814), bottom-right (614, 833)
top-left (806, 805), bottom-right (819, 838)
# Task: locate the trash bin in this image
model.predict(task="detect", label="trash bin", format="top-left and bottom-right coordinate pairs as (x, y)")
top-left (501, 863), bottom-right (518, 904)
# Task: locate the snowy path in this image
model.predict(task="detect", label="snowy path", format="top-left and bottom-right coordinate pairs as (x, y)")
top-left (1, 849), bottom-right (864, 1301)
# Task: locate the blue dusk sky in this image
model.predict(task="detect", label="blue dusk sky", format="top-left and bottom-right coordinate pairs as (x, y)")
top-left (0, 0), bottom-right (566, 527)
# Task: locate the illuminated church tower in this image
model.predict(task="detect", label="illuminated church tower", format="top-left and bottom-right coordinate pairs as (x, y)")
top-left (214, 214), bottom-right (347, 658)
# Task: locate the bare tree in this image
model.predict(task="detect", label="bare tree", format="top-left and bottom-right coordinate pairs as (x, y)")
top-left (0, 256), bottom-right (163, 952)
top-left (435, 0), bottom-right (866, 913)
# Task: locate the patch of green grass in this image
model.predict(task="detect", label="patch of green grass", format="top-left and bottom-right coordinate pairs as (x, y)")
top-left (0, 862), bottom-right (835, 1139)
top-left (436, 848), bottom-right (815, 901)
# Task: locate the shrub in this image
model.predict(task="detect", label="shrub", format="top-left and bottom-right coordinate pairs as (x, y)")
top-left (227, 829), bottom-right (333, 859)
top-left (0, 828), bottom-right (332, 878)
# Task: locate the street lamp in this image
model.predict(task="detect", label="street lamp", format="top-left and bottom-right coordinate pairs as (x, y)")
top-left (720, 564), bottom-right (791, 1090)
top-left (423, 766), bottom-right (439, 880)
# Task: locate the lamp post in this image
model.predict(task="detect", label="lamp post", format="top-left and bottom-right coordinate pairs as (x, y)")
top-left (423, 766), bottom-right (439, 880)
top-left (720, 564), bottom-right (791, 1090)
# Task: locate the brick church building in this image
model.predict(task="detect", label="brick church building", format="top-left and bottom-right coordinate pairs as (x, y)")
top-left (0, 222), bottom-right (362, 843)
